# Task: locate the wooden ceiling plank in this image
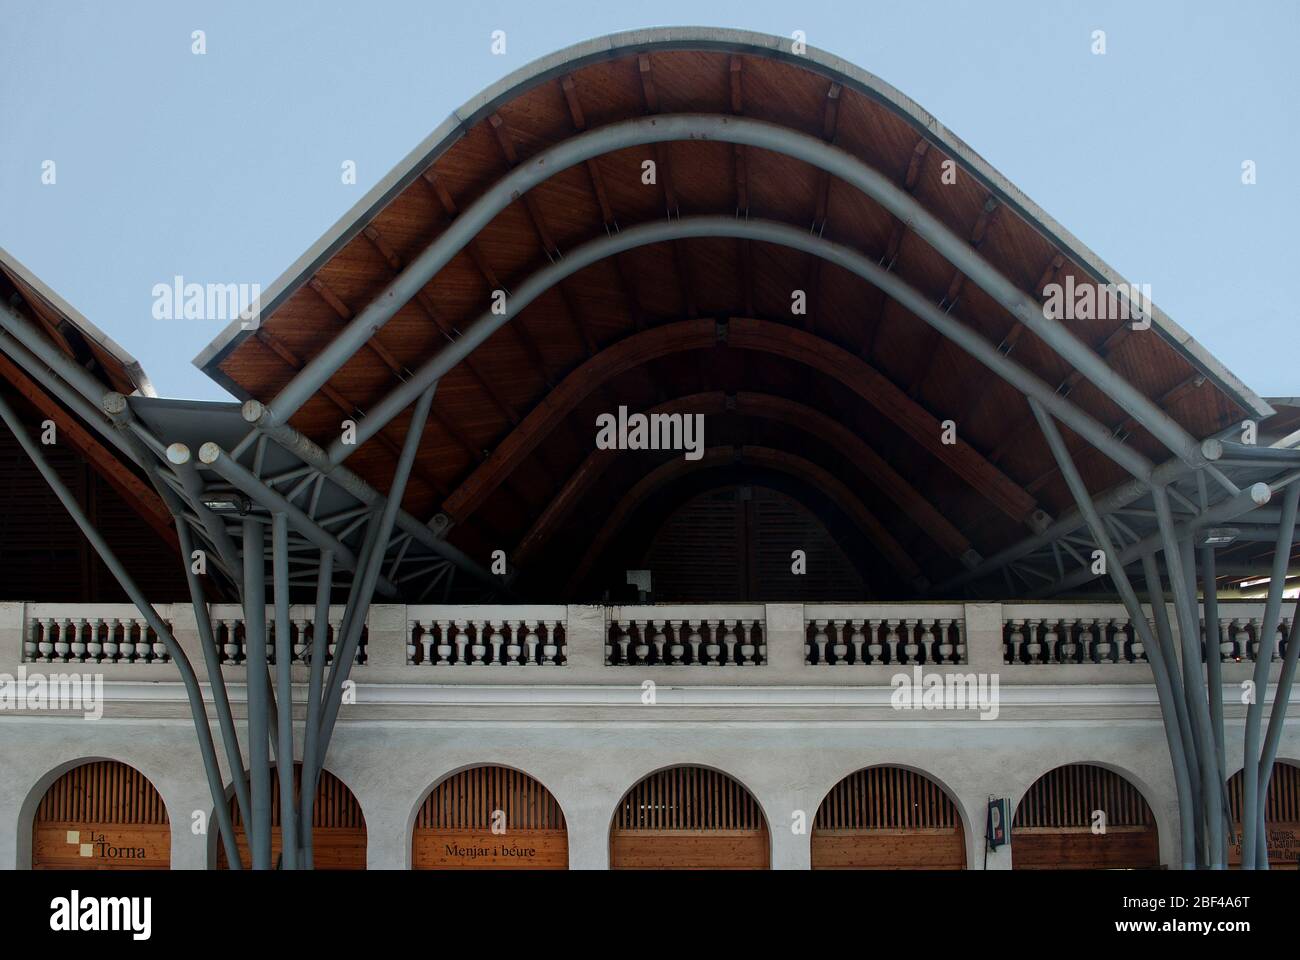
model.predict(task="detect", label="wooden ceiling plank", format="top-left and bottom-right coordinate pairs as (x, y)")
top-left (863, 135), bottom-right (930, 361)
top-left (361, 223), bottom-right (522, 426)
top-left (420, 169), bottom-right (558, 389)
top-left (908, 195), bottom-right (1002, 399)
top-left (487, 112), bottom-right (597, 357)
top-left (638, 53), bottom-right (697, 318)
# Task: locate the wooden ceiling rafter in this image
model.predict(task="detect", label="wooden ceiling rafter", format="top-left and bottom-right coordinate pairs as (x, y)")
top-left (557, 73), bottom-right (650, 334)
top-left (419, 168), bottom-right (558, 388)
top-left (305, 274), bottom-right (483, 464)
top-left (908, 194), bottom-right (1002, 400)
top-left (638, 53), bottom-right (698, 319)
top-left (728, 56), bottom-right (756, 318)
top-left (862, 135), bottom-right (930, 361)
top-left (360, 223), bottom-right (522, 426)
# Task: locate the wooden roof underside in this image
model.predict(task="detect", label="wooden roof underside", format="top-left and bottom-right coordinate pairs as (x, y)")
top-left (204, 39), bottom-right (1259, 594)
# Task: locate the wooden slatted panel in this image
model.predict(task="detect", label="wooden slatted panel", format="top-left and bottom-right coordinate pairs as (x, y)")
top-left (1011, 763), bottom-right (1159, 869)
top-left (218, 764), bottom-right (366, 870)
top-left (1226, 761), bottom-right (1300, 868)
top-left (36, 761), bottom-right (168, 824)
top-left (412, 766), bottom-right (568, 869)
top-left (811, 766), bottom-right (965, 869)
top-left (609, 766), bottom-right (769, 869)
top-left (1013, 764), bottom-right (1153, 828)
top-left (33, 761), bottom-right (170, 870)
top-left (613, 766), bottom-right (763, 830)
top-left (416, 766), bottom-right (566, 829)
top-left (814, 767), bottom-right (958, 829)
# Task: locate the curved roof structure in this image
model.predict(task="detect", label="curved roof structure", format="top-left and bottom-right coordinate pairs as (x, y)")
top-left (184, 27), bottom-right (1278, 596)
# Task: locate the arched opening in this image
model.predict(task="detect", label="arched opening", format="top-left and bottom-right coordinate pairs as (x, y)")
top-left (1012, 763), bottom-right (1159, 869)
top-left (811, 766), bottom-right (966, 869)
top-left (1227, 760), bottom-right (1300, 868)
top-left (412, 765), bottom-right (567, 869)
top-left (609, 765), bottom-right (769, 869)
top-left (31, 760), bottom-right (170, 869)
top-left (216, 763), bottom-right (366, 869)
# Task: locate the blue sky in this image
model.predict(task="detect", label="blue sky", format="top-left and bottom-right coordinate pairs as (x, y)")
top-left (1, 0), bottom-right (1295, 401)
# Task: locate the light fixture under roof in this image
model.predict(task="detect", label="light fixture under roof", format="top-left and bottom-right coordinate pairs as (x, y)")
top-left (1200, 527), bottom-right (1239, 546)
top-left (202, 494), bottom-right (251, 515)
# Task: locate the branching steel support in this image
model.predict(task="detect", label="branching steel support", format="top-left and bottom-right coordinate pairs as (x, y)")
top-left (242, 519), bottom-right (272, 869)
top-left (1152, 486), bottom-right (1225, 867)
top-left (1026, 397), bottom-right (1197, 867)
top-left (271, 512), bottom-right (298, 868)
top-left (0, 390), bottom-right (245, 868)
top-left (314, 384), bottom-right (437, 774)
top-left (300, 548), bottom-right (334, 869)
top-left (1241, 480), bottom-right (1300, 867)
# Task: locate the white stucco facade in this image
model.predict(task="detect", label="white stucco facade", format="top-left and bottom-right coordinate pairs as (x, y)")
top-left (2, 600), bottom-right (1296, 870)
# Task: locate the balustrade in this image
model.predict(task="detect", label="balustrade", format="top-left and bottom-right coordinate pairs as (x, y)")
top-left (408, 606), bottom-right (567, 666)
top-left (803, 605), bottom-right (966, 665)
top-left (605, 606), bottom-right (765, 666)
top-left (1001, 604), bottom-right (1290, 665)
top-left (20, 604), bottom-right (363, 667)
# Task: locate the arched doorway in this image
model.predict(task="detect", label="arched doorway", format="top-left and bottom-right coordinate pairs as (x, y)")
top-left (1012, 763), bottom-right (1159, 869)
top-left (32, 760), bottom-right (170, 869)
top-left (811, 766), bottom-right (966, 869)
top-left (216, 764), bottom-right (366, 869)
top-left (609, 765), bottom-right (769, 869)
top-left (412, 765), bottom-right (568, 869)
top-left (1227, 760), bottom-right (1300, 868)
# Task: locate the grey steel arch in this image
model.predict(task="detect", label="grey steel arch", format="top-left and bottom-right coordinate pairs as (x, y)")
top-left (235, 113), bottom-right (1204, 473)
top-left (311, 214), bottom-right (1157, 484)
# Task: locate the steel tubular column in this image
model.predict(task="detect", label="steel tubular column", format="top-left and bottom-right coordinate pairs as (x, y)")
top-left (271, 512), bottom-right (298, 868)
top-left (1241, 480), bottom-right (1300, 868)
top-left (300, 548), bottom-right (334, 869)
top-left (254, 115), bottom-right (1201, 470)
top-left (242, 519), bottom-right (273, 869)
top-left (1026, 397), bottom-right (1197, 867)
top-left (315, 384), bottom-right (438, 767)
top-left (0, 390), bottom-right (246, 868)
top-left (175, 519), bottom-right (251, 836)
top-left (1258, 601), bottom-right (1300, 868)
top-left (1151, 486), bottom-right (1225, 867)
top-left (1140, 549), bottom-right (1201, 846)
top-left (326, 216), bottom-right (1155, 483)
top-left (1198, 540), bottom-right (1231, 865)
